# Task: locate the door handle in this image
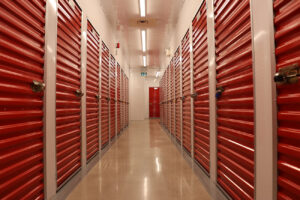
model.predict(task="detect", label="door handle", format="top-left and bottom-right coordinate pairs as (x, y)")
top-left (95, 94), bottom-right (100, 101)
top-left (74, 90), bottom-right (84, 97)
top-left (31, 80), bottom-right (45, 92)
top-left (216, 86), bottom-right (224, 99)
top-left (274, 63), bottom-right (299, 85)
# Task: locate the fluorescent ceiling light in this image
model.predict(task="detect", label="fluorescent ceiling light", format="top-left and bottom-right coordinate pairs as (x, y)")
top-left (141, 30), bottom-right (146, 52)
top-left (143, 56), bottom-right (146, 67)
top-left (140, 0), bottom-right (146, 17)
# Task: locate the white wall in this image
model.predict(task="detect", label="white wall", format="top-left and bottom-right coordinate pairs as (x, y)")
top-left (162, 0), bottom-right (204, 70)
top-left (76, 0), bottom-right (129, 75)
top-left (129, 68), bottom-right (160, 120)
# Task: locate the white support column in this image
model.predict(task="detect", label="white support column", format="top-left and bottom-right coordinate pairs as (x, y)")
top-left (108, 55), bottom-right (111, 144)
top-left (250, 0), bottom-right (277, 199)
top-left (115, 64), bottom-right (117, 136)
top-left (180, 44), bottom-right (183, 149)
top-left (206, 0), bottom-right (217, 184)
top-left (44, 0), bottom-right (58, 198)
top-left (189, 25), bottom-right (194, 160)
top-left (80, 13), bottom-right (88, 170)
top-left (99, 40), bottom-right (103, 151)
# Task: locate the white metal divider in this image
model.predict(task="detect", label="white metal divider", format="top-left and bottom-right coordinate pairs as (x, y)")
top-left (115, 64), bottom-right (117, 136)
top-left (173, 57), bottom-right (176, 138)
top-left (44, 0), bottom-right (58, 198)
top-left (250, 0), bottom-right (277, 199)
top-left (80, 12), bottom-right (88, 172)
top-left (108, 54), bottom-right (111, 144)
top-left (206, 0), bottom-right (217, 183)
top-left (99, 39), bottom-right (103, 151)
top-left (180, 44), bottom-right (183, 149)
top-left (189, 25), bottom-right (195, 160)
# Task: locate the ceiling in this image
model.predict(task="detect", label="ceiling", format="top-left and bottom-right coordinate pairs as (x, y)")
top-left (99, 0), bottom-right (184, 72)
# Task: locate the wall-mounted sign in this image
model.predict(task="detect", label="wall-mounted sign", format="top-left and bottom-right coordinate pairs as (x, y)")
top-left (141, 72), bottom-right (147, 77)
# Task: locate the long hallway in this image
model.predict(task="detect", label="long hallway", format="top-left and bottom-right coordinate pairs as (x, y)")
top-left (67, 120), bottom-right (212, 200)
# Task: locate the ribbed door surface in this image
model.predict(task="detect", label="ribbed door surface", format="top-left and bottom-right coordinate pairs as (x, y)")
top-left (125, 76), bottom-right (129, 126)
top-left (214, 0), bottom-right (254, 199)
top-left (117, 64), bottom-right (121, 134)
top-left (174, 48), bottom-right (181, 142)
top-left (0, 1), bottom-right (46, 199)
top-left (168, 66), bottom-right (171, 132)
top-left (192, 2), bottom-right (210, 173)
top-left (86, 21), bottom-right (99, 161)
top-left (110, 55), bottom-right (116, 139)
top-left (170, 62), bottom-right (175, 135)
top-left (56, 0), bottom-right (82, 188)
top-left (121, 70), bottom-right (125, 129)
top-left (273, 0), bottom-right (300, 199)
top-left (181, 31), bottom-right (192, 153)
top-left (100, 42), bottom-right (109, 148)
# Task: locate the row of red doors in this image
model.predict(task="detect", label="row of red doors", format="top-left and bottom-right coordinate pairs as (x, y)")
top-left (0, 0), bottom-right (129, 198)
top-left (159, 0), bottom-right (299, 199)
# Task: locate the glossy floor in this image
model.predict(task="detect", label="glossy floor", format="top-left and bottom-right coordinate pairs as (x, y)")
top-left (67, 120), bottom-right (212, 200)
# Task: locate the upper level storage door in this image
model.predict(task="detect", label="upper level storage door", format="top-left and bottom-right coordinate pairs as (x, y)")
top-left (181, 30), bottom-right (192, 154)
top-left (86, 20), bottom-right (100, 162)
top-left (0, 1), bottom-right (46, 199)
top-left (110, 55), bottom-right (116, 139)
top-left (214, 0), bottom-right (254, 199)
top-left (192, 1), bottom-right (209, 173)
top-left (100, 42), bottom-right (109, 148)
top-left (273, 0), bottom-right (300, 199)
top-left (56, 0), bottom-right (82, 188)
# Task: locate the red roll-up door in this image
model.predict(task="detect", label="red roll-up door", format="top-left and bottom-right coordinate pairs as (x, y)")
top-left (101, 42), bottom-right (109, 148)
top-left (117, 63), bottom-right (121, 134)
top-left (167, 66), bottom-right (171, 132)
top-left (170, 61), bottom-right (175, 135)
top-left (86, 20), bottom-right (99, 161)
top-left (126, 76), bottom-right (129, 125)
top-left (181, 30), bottom-right (192, 154)
top-left (121, 69), bottom-right (125, 129)
top-left (110, 55), bottom-right (116, 139)
top-left (192, 2), bottom-right (210, 173)
top-left (273, 0), bottom-right (300, 199)
top-left (214, 0), bottom-right (254, 199)
top-left (174, 48), bottom-right (181, 142)
top-left (56, 0), bottom-right (82, 188)
top-left (0, 1), bottom-right (46, 199)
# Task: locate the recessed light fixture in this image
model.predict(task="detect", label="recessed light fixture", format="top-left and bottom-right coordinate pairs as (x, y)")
top-left (141, 30), bottom-right (146, 52)
top-left (139, 0), bottom-right (146, 17)
top-left (143, 56), bottom-right (147, 67)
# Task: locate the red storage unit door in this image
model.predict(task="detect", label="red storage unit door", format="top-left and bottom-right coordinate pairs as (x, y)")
top-left (86, 20), bottom-right (100, 161)
top-left (101, 42), bottom-right (109, 148)
top-left (117, 64), bottom-right (121, 134)
top-left (0, 1), bottom-right (46, 199)
top-left (110, 55), bottom-right (116, 139)
top-left (56, 0), bottom-right (82, 188)
top-left (174, 48), bottom-right (181, 142)
top-left (171, 61), bottom-right (175, 135)
top-left (214, 0), bottom-right (254, 199)
top-left (120, 69), bottom-right (124, 129)
top-left (181, 30), bottom-right (192, 154)
top-left (192, 2), bottom-right (210, 173)
top-left (273, 1), bottom-right (300, 199)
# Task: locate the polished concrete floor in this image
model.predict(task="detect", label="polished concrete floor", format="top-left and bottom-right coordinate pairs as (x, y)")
top-left (67, 119), bottom-right (211, 200)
